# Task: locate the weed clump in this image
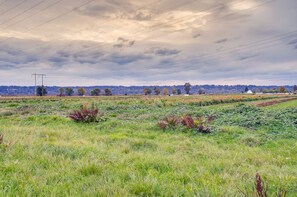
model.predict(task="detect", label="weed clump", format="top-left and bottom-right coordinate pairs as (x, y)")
top-left (69, 104), bottom-right (104, 123)
top-left (158, 114), bottom-right (215, 133)
top-left (157, 116), bottom-right (180, 131)
top-left (238, 173), bottom-right (287, 197)
top-left (255, 173), bottom-right (268, 197)
top-left (0, 134), bottom-right (3, 144)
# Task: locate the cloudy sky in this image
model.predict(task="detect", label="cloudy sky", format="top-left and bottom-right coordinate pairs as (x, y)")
top-left (0, 0), bottom-right (296, 86)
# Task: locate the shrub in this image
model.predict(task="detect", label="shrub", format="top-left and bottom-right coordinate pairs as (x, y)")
top-left (0, 134), bottom-right (3, 144)
top-left (158, 114), bottom-right (215, 133)
top-left (69, 104), bottom-right (103, 123)
top-left (163, 116), bottom-right (180, 129)
top-left (157, 116), bottom-right (180, 131)
top-left (157, 121), bottom-right (167, 131)
top-left (238, 173), bottom-right (287, 197)
top-left (181, 115), bottom-right (195, 129)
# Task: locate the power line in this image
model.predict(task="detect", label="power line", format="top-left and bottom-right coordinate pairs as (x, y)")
top-left (195, 30), bottom-right (297, 61)
top-left (0, 0), bottom-right (97, 44)
top-left (2, 0), bottom-right (64, 29)
top-left (0, 0), bottom-right (9, 7)
top-left (1, 0), bottom-right (287, 69)
top-left (0, 0), bottom-right (27, 16)
top-left (0, 0), bottom-right (49, 26)
top-left (176, 31), bottom-right (297, 66)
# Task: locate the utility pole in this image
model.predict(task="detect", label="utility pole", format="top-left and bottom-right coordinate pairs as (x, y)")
top-left (31, 73), bottom-right (46, 96)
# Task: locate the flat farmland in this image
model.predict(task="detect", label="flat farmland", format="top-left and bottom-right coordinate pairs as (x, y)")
top-left (0, 95), bottom-right (296, 196)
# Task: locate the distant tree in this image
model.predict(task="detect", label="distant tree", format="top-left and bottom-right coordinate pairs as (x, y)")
top-left (293, 85), bottom-right (297, 93)
top-left (65, 88), bottom-right (74, 96)
top-left (144, 88), bottom-right (152, 95)
top-left (177, 89), bottom-right (182, 95)
top-left (105, 88), bottom-right (112, 96)
top-left (171, 87), bottom-right (177, 95)
top-left (279, 86), bottom-right (286, 93)
top-left (244, 86), bottom-right (249, 92)
top-left (162, 88), bottom-right (168, 95)
top-left (90, 88), bottom-right (100, 96)
top-left (154, 87), bottom-right (160, 95)
top-left (58, 88), bottom-right (65, 96)
top-left (36, 86), bottom-right (47, 96)
top-left (198, 88), bottom-right (206, 95)
top-left (78, 88), bottom-right (87, 96)
top-left (184, 83), bottom-right (191, 94)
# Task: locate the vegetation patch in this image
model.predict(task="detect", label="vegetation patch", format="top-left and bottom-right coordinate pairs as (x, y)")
top-left (79, 164), bottom-right (103, 176)
top-left (0, 95), bottom-right (296, 196)
top-left (256, 97), bottom-right (297, 107)
top-left (69, 104), bottom-right (105, 123)
top-left (158, 114), bottom-right (215, 133)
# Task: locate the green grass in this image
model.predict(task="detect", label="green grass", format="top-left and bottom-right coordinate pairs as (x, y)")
top-left (266, 99), bottom-right (297, 109)
top-left (0, 95), bottom-right (296, 196)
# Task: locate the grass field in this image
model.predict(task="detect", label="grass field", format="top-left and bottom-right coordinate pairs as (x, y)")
top-left (0, 95), bottom-right (296, 196)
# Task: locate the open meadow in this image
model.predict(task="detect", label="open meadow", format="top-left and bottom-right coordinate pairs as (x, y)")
top-left (0, 94), bottom-right (296, 196)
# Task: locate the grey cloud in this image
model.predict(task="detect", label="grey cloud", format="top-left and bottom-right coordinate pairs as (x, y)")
top-left (193, 33), bottom-right (201, 39)
top-left (150, 48), bottom-right (181, 56)
top-left (288, 38), bottom-right (297, 45)
top-left (103, 53), bottom-right (152, 65)
top-left (114, 37), bottom-right (135, 48)
top-left (128, 11), bottom-right (153, 21)
top-left (215, 38), bottom-right (228, 44)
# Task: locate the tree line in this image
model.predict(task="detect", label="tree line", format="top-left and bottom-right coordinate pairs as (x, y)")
top-left (143, 83), bottom-right (206, 96)
top-left (34, 84), bottom-right (297, 96)
top-left (35, 86), bottom-right (112, 96)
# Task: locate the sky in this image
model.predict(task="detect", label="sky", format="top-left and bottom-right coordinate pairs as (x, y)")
top-left (0, 0), bottom-right (296, 86)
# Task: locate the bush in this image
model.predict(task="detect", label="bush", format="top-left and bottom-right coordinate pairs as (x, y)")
top-left (69, 104), bottom-right (104, 123)
top-left (158, 114), bottom-right (215, 133)
top-left (157, 116), bottom-right (180, 131)
top-left (181, 115), bottom-right (195, 129)
top-left (183, 115), bottom-right (214, 133)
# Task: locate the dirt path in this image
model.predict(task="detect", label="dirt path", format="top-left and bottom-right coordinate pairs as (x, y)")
top-left (256, 97), bottom-right (297, 107)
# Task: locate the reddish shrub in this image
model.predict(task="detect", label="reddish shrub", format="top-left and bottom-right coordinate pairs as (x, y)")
top-left (163, 116), bottom-right (180, 128)
top-left (255, 173), bottom-right (268, 197)
top-left (157, 121), bottom-right (167, 131)
top-left (158, 114), bottom-right (215, 133)
top-left (181, 115), bottom-right (195, 129)
top-left (0, 134), bottom-right (3, 144)
top-left (198, 125), bottom-right (211, 133)
top-left (69, 104), bottom-right (103, 123)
